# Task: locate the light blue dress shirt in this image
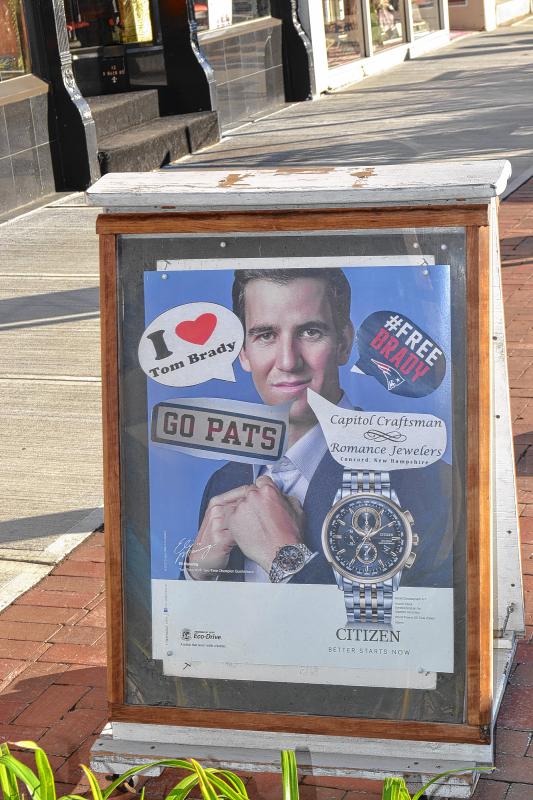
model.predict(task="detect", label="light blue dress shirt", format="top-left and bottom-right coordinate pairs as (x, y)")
top-left (246, 394), bottom-right (353, 582)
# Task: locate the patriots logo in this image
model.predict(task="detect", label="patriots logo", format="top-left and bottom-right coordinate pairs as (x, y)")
top-left (371, 359), bottom-right (406, 391)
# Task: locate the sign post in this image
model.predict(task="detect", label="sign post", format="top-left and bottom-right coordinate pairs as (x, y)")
top-left (87, 162), bottom-right (523, 798)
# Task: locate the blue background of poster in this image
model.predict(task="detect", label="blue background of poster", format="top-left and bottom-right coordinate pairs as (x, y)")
top-left (144, 264), bottom-right (451, 581)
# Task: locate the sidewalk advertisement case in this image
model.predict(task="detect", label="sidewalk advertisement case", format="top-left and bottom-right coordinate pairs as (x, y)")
top-left (89, 164), bottom-right (522, 796)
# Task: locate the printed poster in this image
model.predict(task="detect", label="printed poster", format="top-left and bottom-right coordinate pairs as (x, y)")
top-left (207, 0), bottom-right (232, 29)
top-left (139, 260), bottom-right (454, 687)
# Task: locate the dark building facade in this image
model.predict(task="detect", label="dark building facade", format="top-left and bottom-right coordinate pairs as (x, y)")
top-left (0, 3), bottom-right (66, 216)
top-left (0, 0), bottom-right (313, 218)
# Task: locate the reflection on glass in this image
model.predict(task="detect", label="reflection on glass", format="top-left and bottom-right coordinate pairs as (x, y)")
top-left (120, 229), bottom-right (467, 726)
top-left (233, 0), bottom-right (270, 24)
top-left (323, 0), bottom-right (364, 67)
top-left (195, 0), bottom-right (271, 32)
top-left (65, 0), bottom-right (153, 48)
top-left (410, 0), bottom-right (441, 37)
top-left (371, 0), bottom-right (405, 51)
top-left (119, 0), bottom-right (153, 43)
top-left (0, 0), bottom-right (30, 80)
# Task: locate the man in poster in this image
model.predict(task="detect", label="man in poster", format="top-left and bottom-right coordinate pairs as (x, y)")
top-left (185, 268), bottom-right (453, 597)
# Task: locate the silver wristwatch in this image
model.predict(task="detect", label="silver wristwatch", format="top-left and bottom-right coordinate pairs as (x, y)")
top-left (322, 470), bottom-right (419, 626)
top-left (269, 543), bottom-right (314, 583)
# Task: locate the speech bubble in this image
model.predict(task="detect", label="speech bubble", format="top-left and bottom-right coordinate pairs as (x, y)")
top-left (151, 396), bottom-right (290, 465)
top-left (354, 311), bottom-right (446, 398)
top-left (307, 390), bottom-right (447, 471)
top-left (138, 302), bottom-right (244, 387)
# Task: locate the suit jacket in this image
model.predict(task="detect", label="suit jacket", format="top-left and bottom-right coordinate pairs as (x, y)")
top-left (197, 452), bottom-right (454, 587)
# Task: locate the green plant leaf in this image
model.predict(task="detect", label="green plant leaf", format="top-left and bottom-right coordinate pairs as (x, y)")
top-left (11, 741), bottom-right (56, 800)
top-left (215, 770), bottom-right (249, 798)
top-left (80, 765), bottom-right (105, 800)
top-left (189, 759), bottom-right (220, 800)
top-left (0, 744), bottom-right (21, 800)
top-left (0, 762), bottom-right (20, 800)
top-left (280, 750), bottom-right (299, 800)
top-left (202, 771), bottom-right (249, 800)
top-left (164, 772), bottom-right (200, 800)
top-left (102, 759), bottom-right (195, 800)
top-left (35, 750), bottom-right (57, 800)
top-left (411, 766), bottom-right (493, 800)
top-left (382, 777), bottom-right (411, 800)
top-left (57, 794), bottom-right (88, 800)
top-left (0, 753), bottom-right (41, 800)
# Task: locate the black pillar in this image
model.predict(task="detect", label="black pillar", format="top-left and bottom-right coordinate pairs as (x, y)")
top-left (270, 0), bottom-right (315, 102)
top-left (157, 0), bottom-right (216, 114)
top-left (28, 0), bottom-right (99, 190)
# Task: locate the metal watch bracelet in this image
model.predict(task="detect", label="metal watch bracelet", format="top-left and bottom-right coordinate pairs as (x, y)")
top-left (338, 469), bottom-right (395, 626)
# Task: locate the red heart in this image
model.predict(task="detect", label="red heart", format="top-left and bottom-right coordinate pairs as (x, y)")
top-left (175, 313), bottom-right (217, 346)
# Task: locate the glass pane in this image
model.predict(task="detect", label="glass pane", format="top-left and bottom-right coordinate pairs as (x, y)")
top-left (323, 0), bottom-right (365, 67)
top-left (371, 0), bottom-right (406, 52)
top-left (232, 0), bottom-right (270, 24)
top-left (119, 0), bottom-right (153, 44)
top-left (65, 0), bottom-right (153, 48)
top-left (0, 0), bottom-right (30, 80)
top-left (194, 0), bottom-right (270, 33)
top-left (118, 227), bottom-right (468, 725)
top-left (411, 0), bottom-right (441, 36)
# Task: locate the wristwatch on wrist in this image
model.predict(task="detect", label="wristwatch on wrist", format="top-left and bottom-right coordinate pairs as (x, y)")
top-left (269, 543), bottom-right (314, 583)
top-left (321, 470), bottom-right (419, 627)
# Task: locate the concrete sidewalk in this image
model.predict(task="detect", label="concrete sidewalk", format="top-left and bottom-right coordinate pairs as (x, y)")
top-left (0, 200), bottom-right (102, 611)
top-left (179, 17), bottom-right (533, 196)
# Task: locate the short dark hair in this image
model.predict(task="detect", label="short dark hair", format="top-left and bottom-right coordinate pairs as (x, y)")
top-left (232, 268), bottom-right (351, 336)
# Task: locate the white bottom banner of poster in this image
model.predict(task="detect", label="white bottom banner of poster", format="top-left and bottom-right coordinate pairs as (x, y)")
top-left (152, 581), bottom-right (453, 687)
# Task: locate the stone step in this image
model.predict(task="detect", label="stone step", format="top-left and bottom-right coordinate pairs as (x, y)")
top-left (97, 111), bottom-right (219, 173)
top-left (86, 90), bottom-right (160, 140)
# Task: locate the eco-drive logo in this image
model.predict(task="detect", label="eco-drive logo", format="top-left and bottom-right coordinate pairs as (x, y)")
top-left (181, 629), bottom-right (222, 641)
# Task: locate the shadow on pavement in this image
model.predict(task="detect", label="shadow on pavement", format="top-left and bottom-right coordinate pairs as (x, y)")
top-left (0, 287), bottom-right (100, 331)
top-left (0, 508), bottom-right (103, 544)
top-left (514, 432), bottom-right (533, 475)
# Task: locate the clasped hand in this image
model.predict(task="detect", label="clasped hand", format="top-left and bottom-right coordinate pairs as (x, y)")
top-left (187, 476), bottom-right (304, 580)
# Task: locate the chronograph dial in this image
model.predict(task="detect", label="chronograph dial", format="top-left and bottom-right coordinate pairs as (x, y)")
top-left (324, 469), bottom-right (419, 626)
top-left (352, 506), bottom-right (382, 536)
top-left (322, 493), bottom-right (414, 584)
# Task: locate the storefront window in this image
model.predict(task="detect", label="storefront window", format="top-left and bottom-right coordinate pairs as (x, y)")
top-left (65, 0), bottom-right (153, 49)
top-left (194, 0), bottom-right (270, 33)
top-left (0, 0), bottom-right (30, 80)
top-left (410, 0), bottom-right (441, 36)
top-left (323, 0), bottom-right (365, 68)
top-left (120, 0), bottom-right (153, 43)
top-left (370, 0), bottom-right (406, 52)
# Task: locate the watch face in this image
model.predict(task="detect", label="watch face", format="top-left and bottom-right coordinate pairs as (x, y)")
top-left (322, 494), bottom-right (413, 583)
top-left (276, 545), bottom-right (305, 573)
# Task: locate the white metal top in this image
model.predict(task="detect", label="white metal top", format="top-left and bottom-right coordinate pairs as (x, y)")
top-left (86, 161), bottom-right (512, 212)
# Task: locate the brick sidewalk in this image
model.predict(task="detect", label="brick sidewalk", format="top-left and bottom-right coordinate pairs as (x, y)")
top-left (0, 533), bottom-right (108, 793)
top-left (0, 186), bottom-right (532, 799)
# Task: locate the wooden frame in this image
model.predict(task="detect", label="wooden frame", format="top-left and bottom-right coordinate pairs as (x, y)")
top-left (96, 205), bottom-right (489, 235)
top-left (99, 207), bottom-right (492, 746)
